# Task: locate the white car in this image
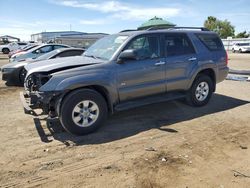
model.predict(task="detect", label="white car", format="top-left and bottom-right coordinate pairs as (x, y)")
top-left (232, 43), bottom-right (250, 53)
top-left (0, 42), bottom-right (28, 54)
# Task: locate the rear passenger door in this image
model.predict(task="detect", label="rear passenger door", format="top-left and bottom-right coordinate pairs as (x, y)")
top-left (165, 33), bottom-right (197, 91)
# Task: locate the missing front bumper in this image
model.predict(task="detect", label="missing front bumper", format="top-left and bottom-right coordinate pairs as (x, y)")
top-left (20, 91), bottom-right (38, 116)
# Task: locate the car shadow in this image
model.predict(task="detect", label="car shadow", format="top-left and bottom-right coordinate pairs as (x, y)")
top-left (33, 93), bottom-right (249, 146)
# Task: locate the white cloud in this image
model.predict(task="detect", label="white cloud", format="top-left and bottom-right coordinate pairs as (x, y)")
top-left (79, 19), bottom-right (107, 25)
top-left (112, 8), bottom-right (180, 20)
top-left (52, 0), bottom-right (180, 20)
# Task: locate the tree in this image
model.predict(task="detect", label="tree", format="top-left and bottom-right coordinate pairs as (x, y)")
top-left (204, 16), bottom-right (235, 38)
top-left (235, 31), bottom-right (250, 38)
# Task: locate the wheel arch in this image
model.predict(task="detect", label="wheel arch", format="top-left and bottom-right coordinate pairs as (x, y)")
top-left (189, 68), bottom-right (216, 92)
top-left (56, 85), bottom-right (114, 117)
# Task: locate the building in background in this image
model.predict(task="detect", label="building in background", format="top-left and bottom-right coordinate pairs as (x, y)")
top-left (137, 16), bottom-right (176, 30)
top-left (52, 33), bottom-right (108, 49)
top-left (31, 31), bottom-right (85, 43)
top-left (31, 31), bottom-right (108, 48)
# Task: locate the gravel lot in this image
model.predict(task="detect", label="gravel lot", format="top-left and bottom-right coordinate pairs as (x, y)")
top-left (0, 53), bottom-right (250, 188)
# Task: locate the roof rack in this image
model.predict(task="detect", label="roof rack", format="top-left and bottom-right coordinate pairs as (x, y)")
top-left (147, 27), bottom-right (210, 31)
top-left (119, 29), bottom-right (138, 33)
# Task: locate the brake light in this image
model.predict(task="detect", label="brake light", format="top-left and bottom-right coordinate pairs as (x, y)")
top-left (225, 52), bottom-right (228, 66)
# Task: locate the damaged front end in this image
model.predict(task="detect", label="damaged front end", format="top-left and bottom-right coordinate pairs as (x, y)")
top-left (20, 72), bottom-right (62, 117)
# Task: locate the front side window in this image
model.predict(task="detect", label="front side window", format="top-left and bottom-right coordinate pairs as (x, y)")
top-left (39, 46), bottom-right (53, 53)
top-left (165, 33), bottom-right (195, 56)
top-left (125, 35), bottom-right (160, 60)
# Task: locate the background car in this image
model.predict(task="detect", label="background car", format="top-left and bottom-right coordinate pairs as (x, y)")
top-left (232, 43), bottom-right (250, 53)
top-left (1, 48), bottom-right (84, 85)
top-left (0, 42), bottom-right (28, 54)
top-left (8, 43), bottom-right (39, 58)
top-left (10, 44), bottom-right (70, 63)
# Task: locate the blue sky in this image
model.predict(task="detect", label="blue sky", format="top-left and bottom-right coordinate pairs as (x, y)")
top-left (1, 0), bottom-right (250, 40)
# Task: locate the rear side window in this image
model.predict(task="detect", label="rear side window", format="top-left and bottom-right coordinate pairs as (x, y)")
top-left (53, 45), bottom-right (68, 50)
top-left (18, 42), bottom-right (27, 45)
top-left (55, 50), bottom-right (84, 58)
top-left (196, 34), bottom-right (223, 51)
top-left (165, 33), bottom-right (195, 56)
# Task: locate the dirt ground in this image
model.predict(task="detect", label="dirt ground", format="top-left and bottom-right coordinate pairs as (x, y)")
top-left (0, 53), bottom-right (250, 188)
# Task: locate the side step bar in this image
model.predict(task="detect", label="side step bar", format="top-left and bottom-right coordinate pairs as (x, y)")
top-left (115, 92), bottom-right (186, 111)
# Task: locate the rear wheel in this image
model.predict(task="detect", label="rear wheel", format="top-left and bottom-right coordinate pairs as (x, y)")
top-left (232, 48), bottom-right (235, 53)
top-left (2, 48), bottom-right (10, 54)
top-left (186, 74), bottom-right (213, 106)
top-left (59, 89), bottom-right (108, 135)
top-left (239, 49), bottom-right (242, 53)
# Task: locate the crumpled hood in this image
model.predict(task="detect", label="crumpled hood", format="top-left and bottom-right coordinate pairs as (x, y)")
top-left (25, 56), bottom-right (106, 76)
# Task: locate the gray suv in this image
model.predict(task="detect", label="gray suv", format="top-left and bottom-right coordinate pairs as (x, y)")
top-left (21, 27), bottom-right (229, 135)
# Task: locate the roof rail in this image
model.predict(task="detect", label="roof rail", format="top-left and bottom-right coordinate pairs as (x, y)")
top-left (119, 29), bottom-right (138, 33)
top-left (147, 27), bottom-right (210, 31)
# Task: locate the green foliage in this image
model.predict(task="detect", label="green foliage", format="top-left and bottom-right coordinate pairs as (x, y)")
top-left (204, 16), bottom-right (235, 38)
top-left (235, 31), bottom-right (250, 38)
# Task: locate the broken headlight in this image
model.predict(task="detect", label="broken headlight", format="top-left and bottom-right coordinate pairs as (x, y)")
top-left (25, 73), bottom-right (52, 92)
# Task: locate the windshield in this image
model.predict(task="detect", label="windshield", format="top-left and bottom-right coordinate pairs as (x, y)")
top-left (23, 44), bottom-right (38, 51)
top-left (84, 35), bottom-right (128, 60)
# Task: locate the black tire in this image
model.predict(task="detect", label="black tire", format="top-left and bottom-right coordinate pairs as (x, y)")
top-left (2, 48), bottom-right (10, 54)
top-left (232, 48), bottom-right (235, 53)
top-left (59, 89), bottom-right (108, 136)
top-left (186, 74), bottom-right (214, 107)
top-left (239, 49), bottom-right (242, 53)
top-left (19, 67), bottom-right (27, 85)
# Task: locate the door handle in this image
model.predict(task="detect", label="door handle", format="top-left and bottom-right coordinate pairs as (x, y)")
top-left (188, 57), bottom-right (197, 61)
top-left (155, 61), bottom-right (166, 66)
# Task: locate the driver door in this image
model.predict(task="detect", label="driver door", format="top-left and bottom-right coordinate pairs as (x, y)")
top-left (116, 34), bottom-right (166, 102)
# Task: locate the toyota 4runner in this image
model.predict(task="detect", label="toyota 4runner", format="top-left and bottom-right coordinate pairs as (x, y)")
top-left (21, 27), bottom-right (229, 135)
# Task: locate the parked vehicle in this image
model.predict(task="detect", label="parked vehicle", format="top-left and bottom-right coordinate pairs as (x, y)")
top-left (21, 27), bottom-right (229, 135)
top-left (232, 43), bottom-right (250, 53)
top-left (10, 44), bottom-right (70, 63)
top-left (8, 44), bottom-right (39, 58)
top-left (0, 42), bottom-right (28, 54)
top-left (1, 48), bottom-right (84, 85)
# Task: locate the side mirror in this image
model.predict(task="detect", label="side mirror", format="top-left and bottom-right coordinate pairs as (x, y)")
top-left (117, 49), bottom-right (137, 64)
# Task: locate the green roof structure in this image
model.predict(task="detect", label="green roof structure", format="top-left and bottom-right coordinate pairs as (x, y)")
top-left (137, 16), bottom-right (176, 30)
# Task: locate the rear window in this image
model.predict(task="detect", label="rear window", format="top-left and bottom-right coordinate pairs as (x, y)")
top-left (196, 34), bottom-right (224, 51)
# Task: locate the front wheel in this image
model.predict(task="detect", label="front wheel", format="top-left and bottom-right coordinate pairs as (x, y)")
top-left (59, 89), bottom-right (108, 135)
top-left (186, 74), bottom-right (213, 106)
